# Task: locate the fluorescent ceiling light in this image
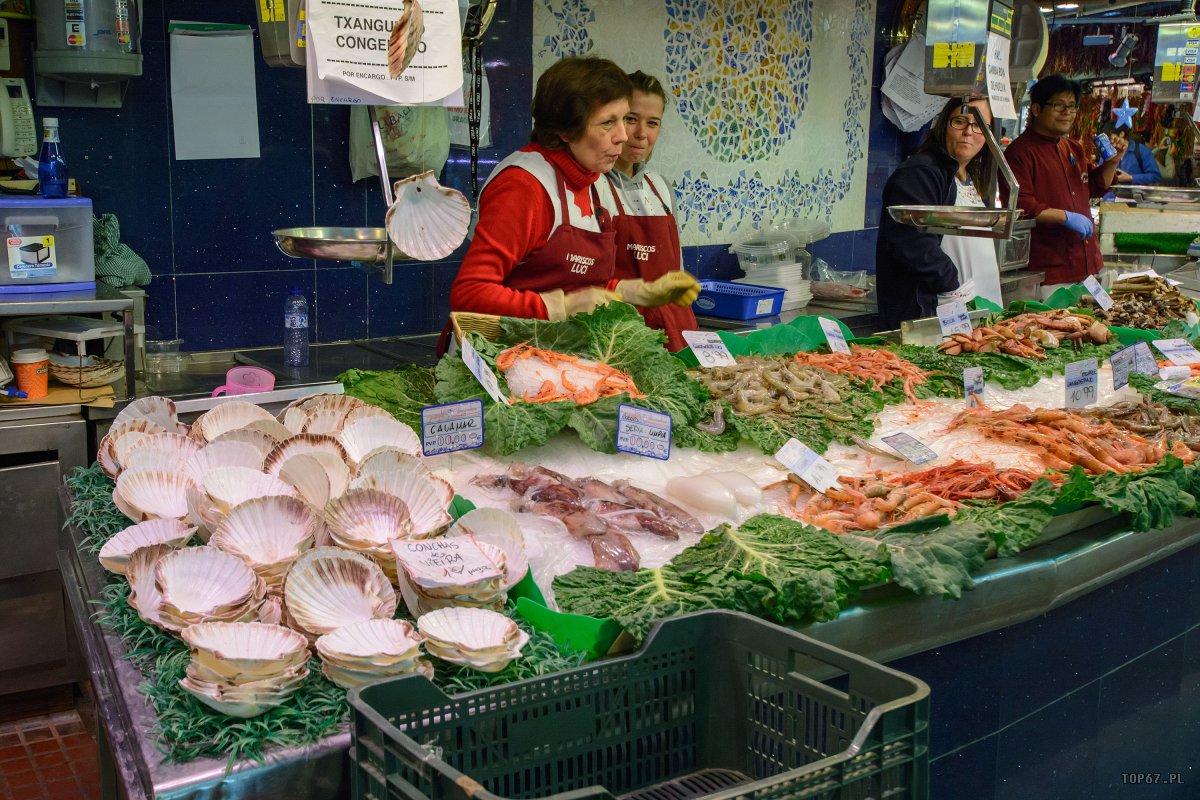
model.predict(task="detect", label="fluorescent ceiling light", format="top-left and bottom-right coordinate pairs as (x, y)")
top-left (1055, 2), bottom-right (1080, 9)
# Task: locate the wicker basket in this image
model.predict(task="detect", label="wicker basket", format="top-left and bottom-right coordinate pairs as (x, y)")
top-left (449, 311), bottom-right (504, 345)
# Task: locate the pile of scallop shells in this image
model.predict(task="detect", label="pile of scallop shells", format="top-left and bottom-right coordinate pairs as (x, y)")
top-left (94, 393), bottom-right (530, 718)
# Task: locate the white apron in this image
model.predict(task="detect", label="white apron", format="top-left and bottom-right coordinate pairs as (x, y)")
top-left (939, 178), bottom-right (1004, 307)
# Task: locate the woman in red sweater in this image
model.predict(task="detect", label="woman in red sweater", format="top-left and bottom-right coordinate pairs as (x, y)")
top-left (446, 56), bottom-right (699, 336)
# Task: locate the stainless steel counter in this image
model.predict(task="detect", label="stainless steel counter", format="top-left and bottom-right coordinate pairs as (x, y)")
top-left (59, 476), bottom-right (1200, 799)
top-left (696, 301), bottom-right (879, 337)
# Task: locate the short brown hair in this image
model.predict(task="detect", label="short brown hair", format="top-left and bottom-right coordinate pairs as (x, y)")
top-left (628, 70), bottom-right (667, 104)
top-left (530, 57), bottom-right (633, 149)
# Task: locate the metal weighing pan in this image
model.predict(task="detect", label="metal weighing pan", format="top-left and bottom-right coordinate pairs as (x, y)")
top-left (888, 205), bottom-right (1010, 230)
top-left (272, 227), bottom-right (390, 262)
top-left (1112, 185), bottom-right (1200, 204)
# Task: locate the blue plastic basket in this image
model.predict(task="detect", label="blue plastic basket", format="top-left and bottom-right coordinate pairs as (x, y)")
top-left (692, 280), bottom-right (785, 320)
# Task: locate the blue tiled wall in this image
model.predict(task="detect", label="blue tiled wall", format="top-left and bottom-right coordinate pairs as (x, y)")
top-left (888, 541), bottom-right (1200, 799)
top-left (43, 0), bottom-right (902, 350)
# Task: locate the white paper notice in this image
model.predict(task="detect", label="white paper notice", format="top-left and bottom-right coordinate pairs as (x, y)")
top-left (1153, 338), bottom-right (1200, 366)
top-left (461, 337), bottom-right (509, 405)
top-left (169, 25), bottom-right (261, 160)
top-left (681, 330), bottom-right (737, 368)
top-left (1083, 275), bottom-right (1114, 311)
top-left (774, 438), bottom-right (840, 494)
top-left (820, 317), bottom-right (850, 354)
top-left (881, 34), bottom-right (950, 132)
top-left (306, 0), bottom-right (463, 106)
top-left (985, 33), bottom-right (1018, 121)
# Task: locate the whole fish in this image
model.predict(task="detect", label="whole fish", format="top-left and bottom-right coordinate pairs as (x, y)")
top-left (611, 480), bottom-right (704, 536)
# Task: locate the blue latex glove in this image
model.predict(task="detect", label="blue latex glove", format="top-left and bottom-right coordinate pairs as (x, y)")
top-left (1063, 211), bottom-right (1094, 240)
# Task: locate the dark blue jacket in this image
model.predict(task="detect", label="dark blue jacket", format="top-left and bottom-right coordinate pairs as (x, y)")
top-left (876, 148), bottom-right (961, 330)
top-left (1118, 141), bottom-right (1162, 185)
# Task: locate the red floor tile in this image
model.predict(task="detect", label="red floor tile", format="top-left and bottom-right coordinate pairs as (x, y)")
top-left (24, 742), bottom-right (57, 756)
top-left (16, 728), bottom-right (51, 745)
top-left (32, 752), bottom-right (66, 769)
top-left (9, 785), bottom-right (48, 800)
top-left (0, 745), bottom-right (29, 763)
top-left (49, 720), bottom-right (84, 738)
top-left (6, 768), bottom-right (40, 788)
top-left (0, 732), bottom-right (21, 749)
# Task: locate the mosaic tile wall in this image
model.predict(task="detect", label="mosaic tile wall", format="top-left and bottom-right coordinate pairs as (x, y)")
top-left (33, 0), bottom-right (904, 350)
top-left (533, 0), bottom-right (876, 243)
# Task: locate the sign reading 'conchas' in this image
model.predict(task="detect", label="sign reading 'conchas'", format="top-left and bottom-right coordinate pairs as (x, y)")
top-left (306, 0), bottom-right (463, 106)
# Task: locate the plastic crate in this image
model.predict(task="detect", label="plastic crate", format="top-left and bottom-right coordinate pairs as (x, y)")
top-left (693, 281), bottom-right (785, 320)
top-left (349, 611), bottom-right (930, 800)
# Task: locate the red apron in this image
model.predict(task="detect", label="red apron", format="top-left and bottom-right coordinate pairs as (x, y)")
top-left (437, 166), bottom-right (617, 355)
top-left (607, 174), bottom-right (697, 351)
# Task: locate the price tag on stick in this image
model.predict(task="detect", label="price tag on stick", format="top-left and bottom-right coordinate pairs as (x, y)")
top-left (936, 300), bottom-right (973, 336)
top-left (1110, 345), bottom-right (1135, 391)
top-left (819, 317), bottom-right (850, 354)
top-left (1083, 275), bottom-right (1114, 311)
top-left (616, 404), bottom-right (672, 460)
top-left (881, 432), bottom-right (938, 464)
top-left (421, 400), bottom-right (485, 456)
top-left (1065, 359), bottom-right (1098, 409)
top-left (461, 337), bottom-right (510, 405)
top-left (963, 366), bottom-right (984, 408)
top-left (774, 437), bottom-right (841, 493)
top-left (1153, 338), bottom-right (1200, 366)
top-left (681, 330), bottom-right (737, 367)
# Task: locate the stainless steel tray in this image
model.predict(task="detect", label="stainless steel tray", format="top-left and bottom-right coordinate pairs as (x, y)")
top-left (272, 227), bottom-right (390, 261)
top-left (1112, 185), bottom-right (1200, 204)
top-left (888, 205), bottom-right (1018, 238)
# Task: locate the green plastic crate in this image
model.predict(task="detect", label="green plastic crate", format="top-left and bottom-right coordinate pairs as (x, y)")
top-left (349, 611), bottom-right (930, 800)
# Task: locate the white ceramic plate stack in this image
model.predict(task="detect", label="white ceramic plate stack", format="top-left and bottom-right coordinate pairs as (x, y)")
top-left (417, 607), bottom-right (530, 673)
top-left (391, 536), bottom-right (509, 617)
top-left (179, 622), bottom-right (311, 718)
top-left (315, 618), bottom-right (433, 689)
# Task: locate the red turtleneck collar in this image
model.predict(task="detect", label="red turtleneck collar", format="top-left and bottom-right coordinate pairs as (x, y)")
top-left (522, 143), bottom-right (598, 191)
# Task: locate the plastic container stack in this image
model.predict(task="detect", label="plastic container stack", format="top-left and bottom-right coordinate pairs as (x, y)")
top-left (730, 219), bottom-right (830, 312)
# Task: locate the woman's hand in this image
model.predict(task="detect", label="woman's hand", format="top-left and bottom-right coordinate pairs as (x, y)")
top-left (617, 271), bottom-right (702, 307)
top-left (540, 286), bottom-right (622, 320)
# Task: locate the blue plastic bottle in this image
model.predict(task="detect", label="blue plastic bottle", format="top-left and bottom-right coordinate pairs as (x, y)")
top-left (283, 287), bottom-right (310, 367)
top-left (38, 117), bottom-right (68, 199)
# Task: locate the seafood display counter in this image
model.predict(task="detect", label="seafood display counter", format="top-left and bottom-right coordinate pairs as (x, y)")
top-left (60, 474), bottom-right (1200, 800)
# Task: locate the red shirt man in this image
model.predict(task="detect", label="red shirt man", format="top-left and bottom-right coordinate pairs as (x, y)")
top-left (1000, 74), bottom-right (1125, 293)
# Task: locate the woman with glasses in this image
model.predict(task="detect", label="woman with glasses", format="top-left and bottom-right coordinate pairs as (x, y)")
top-left (999, 74), bottom-right (1126, 299)
top-left (877, 98), bottom-right (1002, 330)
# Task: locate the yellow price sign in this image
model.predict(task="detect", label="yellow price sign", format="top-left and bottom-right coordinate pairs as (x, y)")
top-left (933, 42), bottom-right (976, 69)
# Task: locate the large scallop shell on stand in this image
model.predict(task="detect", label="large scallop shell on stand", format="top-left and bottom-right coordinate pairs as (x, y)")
top-left (338, 416), bottom-right (421, 465)
top-left (385, 171), bottom-right (470, 261)
top-left (99, 518), bottom-right (197, 574)
top-left (113, 468), bottom-right (196, 522)
top-left (114, 396), bottom-right (181, 433)
top-left (184, 440), bottom-right (265, 484)
top-left (351, 469), bottom-right (453, 536)
top-left (181, 621), bottom-right (309, 681)
top-left (283, 547), bottom-right (397, 636)
top-left (154, 546), bottom-right (264, 631)
top-left (210, 496), bottom-right (320, 589)
top-left (192, 401), bottom-right (277, 443)
top-left (98, 419), bottom-right (168, 479)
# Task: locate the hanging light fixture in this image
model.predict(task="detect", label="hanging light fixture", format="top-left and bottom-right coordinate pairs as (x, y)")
top-left (1109, 29), bottom-right (1140, 68)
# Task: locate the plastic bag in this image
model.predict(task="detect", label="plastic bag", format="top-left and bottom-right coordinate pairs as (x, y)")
top-left (349, 104), bottom-right (450, 183)
top-left (810, 257), bottom-right (872, 300)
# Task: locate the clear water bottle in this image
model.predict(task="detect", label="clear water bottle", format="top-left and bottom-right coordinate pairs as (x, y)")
top-left (283, 287), bottom-right (310, 367)
top-left (38, 117), bottom-right (68, 199)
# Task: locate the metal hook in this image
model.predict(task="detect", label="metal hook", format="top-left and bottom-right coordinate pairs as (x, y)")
top-left (462, 0), bottom-right (497, 45)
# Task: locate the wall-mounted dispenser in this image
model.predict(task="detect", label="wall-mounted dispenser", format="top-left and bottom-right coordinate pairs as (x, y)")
top-left (32, 0), bottom-right (143, 107)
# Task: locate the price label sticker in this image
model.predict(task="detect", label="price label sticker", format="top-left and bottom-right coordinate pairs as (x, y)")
top-left (1083, 275), bottom-right (1114, 311)
top-left (1065, 359), bottom-right (1098, 409)
top-left (1134, 341), bottom-right (1159, 375)
top-left (461, 337), bottom-right (510, 405)
top-left (774, 437), bottom-right (840, 494)
top-left (881, 432), bottom-right (938, 465)
top-left (682, 330), bottom-right (737, 368)
top-left (819, 317), bottom-right (850, 354)
top-left (963, 366), bottom-right (985, 408)
top-left (1153, 338), bottom-right (1200, 366)
top-left (421, 400), bottom-right (484, 456)
top-left (393, 537), bottom-right (502, 586)
top-left (936, 300), bottom-right (973, 337)
top-left (616, 404), bottom-right (672, 460)
top-left (1109, 345), bottom-right (1135, 390)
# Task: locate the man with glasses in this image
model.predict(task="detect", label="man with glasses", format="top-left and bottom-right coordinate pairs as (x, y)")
top-left (1001, 74), bottom-right (1126, 299)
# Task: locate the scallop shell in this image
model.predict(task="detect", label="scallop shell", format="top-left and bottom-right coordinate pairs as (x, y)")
top-left (202, 467), bottom-right (297, 513)
top-left (185, 484), bottom-right (222, 539)
top-left (338, 416), bottom-right (421, 464)
top-left (343, 405), bottom-right (398, 427)
top-left (209, 428), bottom-right (278, 460)
top-left (184, 657), bottom-right (309, 693)
top-left (283, 547), bottom-right (397, 636)
top-left (385, 170), bottom-right (470, 261)
top-left (244, 418), bottom-right (295, 442)
top-left (120, 433), bottom-right (203, 474)
top-left (210, 496), bottom-right (320, 582)
top-left (184, 440), bottom-right (264, 484)
top-left (99, 519), bottom-right (197, 574)
top-left (125, 543), bottom-right (174, 628)
top-left (193, 401), bottom-right (277, 443)
top-left (320, 657), bottom-right (433, 690)
top-left (387, 0), bottom-right (424, 78)
top-left (325, 488), bottom-right (412, 548)
top-left (446, 508), bottom-right (528, 591)
top-left (416, 606), bottom-right (523, 653)
top-left (299, 408), bottom-right (352, 436)
top-left (278, 454), bottom-right (333, 509)
top-left (114, 468), bottom-right (196, 522)
top-left (264, 434), bottom-right (349, 476)
top-left (98, 419), bottom-right (168, 479)
top-left (315, 618), bottom-right (420, 665)
top-left (351, 470), bottom-right (453, 536)
top-left (355, 449), bottom-right (428, 480)
top-left (155, 546), bottom-right (263, 631)
top-left (114, 396), bottom-right (180, 433)
top-left (181, 622), bottom-right (309, 681)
